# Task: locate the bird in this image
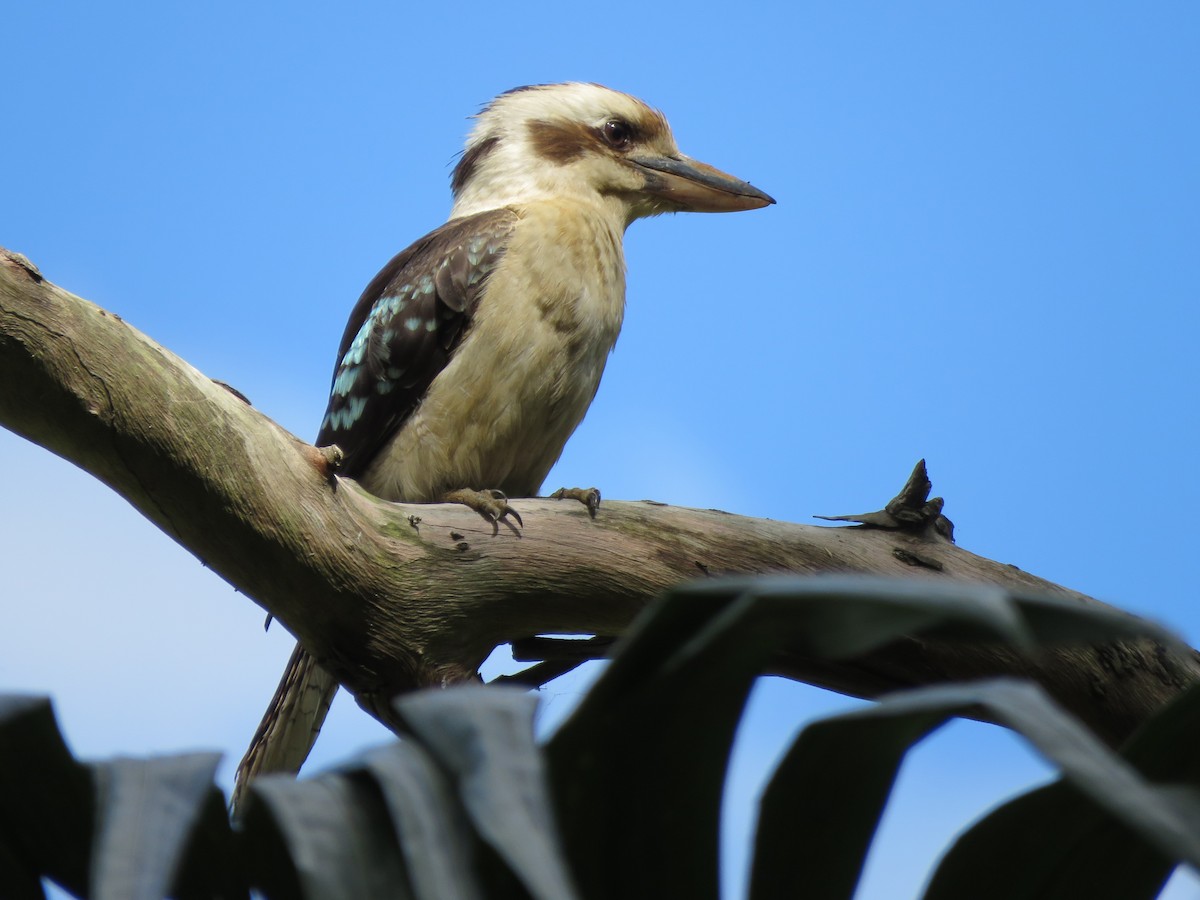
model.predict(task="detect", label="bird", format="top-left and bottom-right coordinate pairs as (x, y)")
top-left (231, 82), bottom-right (774, 811)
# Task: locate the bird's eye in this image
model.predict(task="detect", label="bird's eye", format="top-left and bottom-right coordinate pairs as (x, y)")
top-left (602, 119), bottom-right (633, 149)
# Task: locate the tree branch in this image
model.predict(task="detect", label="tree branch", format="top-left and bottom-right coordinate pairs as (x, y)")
top-left (2, 247), bottom-right (1195, 745)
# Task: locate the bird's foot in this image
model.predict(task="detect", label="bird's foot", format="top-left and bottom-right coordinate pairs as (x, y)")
top-left (442, 488), bottom-right (523, 535)
top-left (549, 486), bottom-right (602, 518)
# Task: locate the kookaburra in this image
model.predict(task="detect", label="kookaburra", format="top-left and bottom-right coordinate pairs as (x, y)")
top-left (233, 83), bottom-right (773, 808)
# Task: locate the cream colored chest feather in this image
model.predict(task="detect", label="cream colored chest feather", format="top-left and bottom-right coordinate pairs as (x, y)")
top-left (360, 206), bottom-right (627, 501)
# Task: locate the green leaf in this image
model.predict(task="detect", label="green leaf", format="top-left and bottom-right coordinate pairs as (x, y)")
top-left (548, 586), bottom-right (793, 899)
top-left (169, 786), bottom-right (246, 900)
top-left (750, 678), bottom-right (1200, 900)
top-left (0, 836), bottom-right (45, 900)
top-left (394, 687), bottom-right (580, 900)
top-left (924, 680), bottom-right (1200, 899)
top-left (0, 696), bottom-right (94, 897)
top-left (89, 753), bottom-right (222, 900)
top-left (550, 576), bottom-right (1174, 900)
top-left (678, 575), bottom-right (1179, 657)
top-left (358, 742), bottom-right (486, 900)
top-left (1004, 591), bottom-right (1182, 648)
top-left (0, 576), bottom-right (1184, 900)
top-left (749, 690), bottom-right (942, 900)
top-left (925, 783), bottom-right (1174, 900)
top-left (241, 771), bottom-right (412, 900)
top-left (0, 697), bottom-right (239, 899)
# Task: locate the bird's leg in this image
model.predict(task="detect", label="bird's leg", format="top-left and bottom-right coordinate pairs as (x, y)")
top-left (441, 488), bottom-right (523, 535)
top-left (549, 486), bottom-right (602, 518)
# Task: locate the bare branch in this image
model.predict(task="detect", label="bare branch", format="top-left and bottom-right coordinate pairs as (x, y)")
top-left (2, 248), bottom-right (1196, 745)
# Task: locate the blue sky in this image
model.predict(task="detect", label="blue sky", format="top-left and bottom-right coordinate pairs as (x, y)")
top-left (3, 3), bottom-right (1198, 897)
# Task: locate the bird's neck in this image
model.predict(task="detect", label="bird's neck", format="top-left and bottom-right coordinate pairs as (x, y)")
top-left (449, 188), bottom-right (634, 234)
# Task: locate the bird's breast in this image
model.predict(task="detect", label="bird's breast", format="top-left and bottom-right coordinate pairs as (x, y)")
top-left (359, 202), bottom-right (627, 502)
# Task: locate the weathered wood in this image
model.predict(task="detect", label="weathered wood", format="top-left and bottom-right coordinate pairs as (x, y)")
top-left (2, 247), bottom-right (1195, 745)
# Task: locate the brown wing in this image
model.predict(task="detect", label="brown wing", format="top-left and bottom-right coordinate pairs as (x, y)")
top-left (317, 209), bottom-right (518, 475)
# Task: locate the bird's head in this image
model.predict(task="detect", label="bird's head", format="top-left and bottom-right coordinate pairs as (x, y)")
top-left (449, 83), bottom-right (774, 225)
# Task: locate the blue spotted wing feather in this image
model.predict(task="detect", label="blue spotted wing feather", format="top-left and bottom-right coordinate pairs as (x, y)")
top-left (317, 209), bottom-right (518, 474)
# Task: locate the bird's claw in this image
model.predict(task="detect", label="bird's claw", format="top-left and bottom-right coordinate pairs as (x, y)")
top-left (442, 488), bottom-right (522, 535)
top-left (550, 486), bottom-right (602, 518)
top-left (487, 489), bottom-right (523, 530)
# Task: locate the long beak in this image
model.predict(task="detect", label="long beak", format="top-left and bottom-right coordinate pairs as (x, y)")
top-left (631, 154), bottom-right (775, 212)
